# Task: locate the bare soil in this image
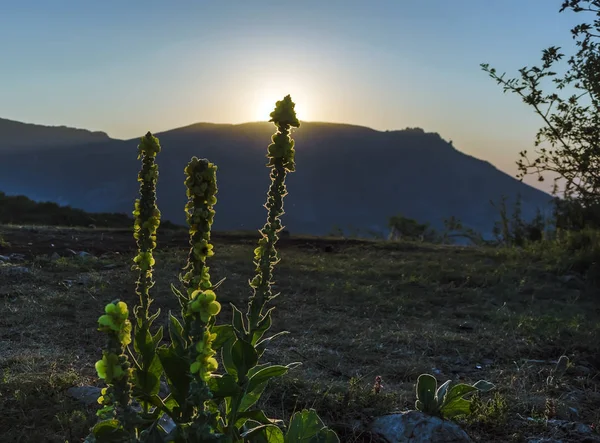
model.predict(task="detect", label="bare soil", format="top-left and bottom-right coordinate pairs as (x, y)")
top-left (0, 225), bottom-right (599, 442)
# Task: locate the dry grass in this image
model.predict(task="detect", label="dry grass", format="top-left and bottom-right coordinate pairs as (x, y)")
top-left (0, 225), bottom-right (599, 442)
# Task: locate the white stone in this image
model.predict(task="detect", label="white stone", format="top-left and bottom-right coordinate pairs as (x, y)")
top-left (371, 411), bottom-right (472, 443)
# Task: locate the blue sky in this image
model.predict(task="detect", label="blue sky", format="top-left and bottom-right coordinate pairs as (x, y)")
top-left (0, 0), bottom-right (583, 192)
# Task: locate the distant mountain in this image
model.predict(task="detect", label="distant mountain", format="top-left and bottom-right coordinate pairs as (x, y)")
top-left (0, 120), bottom-right (552, 238)
top-left (0, 117), bottom-right (112, 151)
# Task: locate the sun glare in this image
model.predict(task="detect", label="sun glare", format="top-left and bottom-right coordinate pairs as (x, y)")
top-left (253, 91), bottom-right (308, 122)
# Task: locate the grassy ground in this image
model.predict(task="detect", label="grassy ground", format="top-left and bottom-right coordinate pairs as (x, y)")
top-left (0, 225), bottom-right (599, 442)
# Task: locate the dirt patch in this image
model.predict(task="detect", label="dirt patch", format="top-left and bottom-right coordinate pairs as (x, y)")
top-left (0, 225), bottom-right (598, 442)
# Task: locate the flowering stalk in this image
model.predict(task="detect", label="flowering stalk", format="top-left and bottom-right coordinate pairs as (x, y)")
top-left (94, 301), bottom-right (137, 437)
top-left (132, 132), bottom-right (161, 323)
top-left (180, 157), bottom-right (221, 435)
top-left (130, 132), bottom-right (163, 417)
top-left (247, 95), bottom-right (299, 341)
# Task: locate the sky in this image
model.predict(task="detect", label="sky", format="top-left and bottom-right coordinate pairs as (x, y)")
top-left (0, 0), bottom-right (585, 193)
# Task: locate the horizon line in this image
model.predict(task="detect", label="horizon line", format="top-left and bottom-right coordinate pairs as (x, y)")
top-left (0, 115), bottom-right (442, 141)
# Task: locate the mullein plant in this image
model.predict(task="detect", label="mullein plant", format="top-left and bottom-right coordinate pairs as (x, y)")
top-left (207, 95), bottom-right (309, 440)
top-left (201, 96), bottom-right (337, 442)
top-left (160, 156), bottom-right (223, 441)
top-left (131, 133), bottom-right (165, 419)
top-left (86, 96), bottom-right (338, 443)
top-left (89, 132), bottom-right (163, 442)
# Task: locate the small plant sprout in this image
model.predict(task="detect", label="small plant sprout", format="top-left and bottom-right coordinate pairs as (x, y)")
top-left (415, 373), bottom-right (495, 420)
top-left (86, 98), bottom-right (339, 442)
top-left (546, 355), bottom-right (570, 388)
top-left (373, 376), bottom-right (383, 394)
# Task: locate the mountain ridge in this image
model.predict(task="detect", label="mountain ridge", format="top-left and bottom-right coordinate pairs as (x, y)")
top-left (0, 117), bottom-right (112, 151)
top-left (0, 118), bottom-right (552, 238)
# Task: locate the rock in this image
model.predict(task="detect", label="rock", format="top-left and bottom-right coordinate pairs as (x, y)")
top-left (371, 411), bottom-right (472, 443)
top-left (68, 384), bottom-right (177, 434)
top-left (159, 412), bottom-right (176, 434)
top-left (0, 255), bottom-right (10, 262)
top-left (6, 266), bottom-right (30, 275)
top-left (159, 381), bottom-right (170, 397)
top-left (546, 419), bottom-right (598, 440)
top-left (67, 386), bottom-right (101, 406)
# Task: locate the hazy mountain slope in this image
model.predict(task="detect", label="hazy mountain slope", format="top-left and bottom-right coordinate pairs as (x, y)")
top-left (0, 117), bottom-right (112, 151)
top-left (0, 121), bottom-right (552, 237)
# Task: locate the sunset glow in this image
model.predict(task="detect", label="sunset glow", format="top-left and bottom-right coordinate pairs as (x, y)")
top-left (252, 89), bottom-right (310, 122)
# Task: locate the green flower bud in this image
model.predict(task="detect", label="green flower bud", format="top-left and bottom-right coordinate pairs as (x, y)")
top-left (95, 352), bottom-right (125, 383)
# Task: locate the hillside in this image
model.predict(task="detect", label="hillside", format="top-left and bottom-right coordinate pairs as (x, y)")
top-left (0, 117), bottom-right (111, 151)
top-left (0, 120), bottom-right (552, 237)
top-left (0, 191), bottom-right (187, 230)
top-left (0, 225), bottom-right (597, 442)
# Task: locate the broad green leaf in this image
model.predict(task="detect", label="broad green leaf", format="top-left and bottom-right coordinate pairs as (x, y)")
top-left (252, 307), bottom-right (274, 345)
top-left (441, 383), bottom-right (478, 409)
top-left (134, 324), bottom-right (156, 368)
top-left (208, 374), bottom-right (242, 399)
top-left (415, 400), bottom-right (424, 411)
top-left (472, 380), bottom-right (495, 392)
top-left (92, 419), bottom-right (130, 441)
top-left (416, 374), bottom-right (437, 413)
top-left (435, 380), bottom-right (452, 407)
top-left (239, 381), bottom-right (268, 412)
top-left (152, 325), bottom-right (164, 347)
top-left (157, 346), bottom-right (191, 410)
top-left (212, 324), bottom-right (236, 351)
top-left (234, 410), bottom-right (284, 429)
top-left (231, 303), bottom-right (247, 338)
top-left (285, 409), bottom-right (329, 442)
top-left (440, 397), bottom-right (472, 419)
top-left (247, 365), bottom-right (289, 393)
top-left (139, 419), bottom-right (164, 443)
top-left (133, 353), bottom-right (163, 397)
top-left (248, 363), bottom-right (271, 379)
top-left (231, 339), bottom-right (259, 381)
top-left (241, 424), bottom-right (284, 443)
top-left (310, 429), bottom-right (340, 443)
top-left (145, 394), bottom-right (175, 415)
top-left (168, 313), bottom-right (186, 353)
top-left (92, 419), bottom-right (121, 433)
top-left (163, 395), bottom-right (178, 414)
top-left (133, 324), bottom-right (162, 398)
top-left (221, 338), bottom-right (238, 380)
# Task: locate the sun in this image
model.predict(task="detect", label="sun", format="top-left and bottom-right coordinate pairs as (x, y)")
top-left (253, 92), bottom-right (307, 122)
